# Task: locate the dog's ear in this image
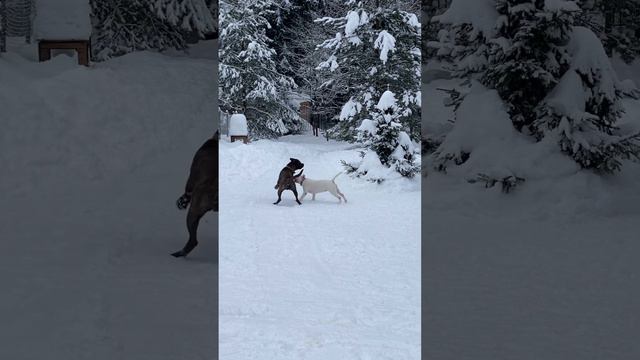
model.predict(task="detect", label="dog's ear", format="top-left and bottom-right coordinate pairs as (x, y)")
top-left (290, 158), bottom-right (295, 161)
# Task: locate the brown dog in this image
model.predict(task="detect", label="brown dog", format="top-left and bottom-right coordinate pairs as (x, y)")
top-left (172, 131), bottom-right (219, 258)
top-left (273, 158), bottom-right (304, 205)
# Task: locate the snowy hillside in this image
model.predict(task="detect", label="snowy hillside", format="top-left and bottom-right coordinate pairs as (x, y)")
top-left (0, 39), bottom-right (217, 359)
top-left (219, 135), bottom-right (421, 359)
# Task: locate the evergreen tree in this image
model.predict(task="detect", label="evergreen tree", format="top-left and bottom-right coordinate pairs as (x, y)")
top-left (316, 0), bottom-right (421, 142)
top-left (535, 26), bottom-right (640, 173)
top-left (577, 0), bottom-right (640, 63)
top-left (343, 90), bottom-right (420, 180)
top-left (219, 0), bottom-right (302, 138)
top-left (428, 0), bottom-right (497, 78)
top-left (423, 1), bottom-right (452, 61)
top-left (483, 0), bottom-right (579, 133)
top-left (152, 0), bottom-right (215, 35)
top-left (91, 0), bottom-right (215, 61)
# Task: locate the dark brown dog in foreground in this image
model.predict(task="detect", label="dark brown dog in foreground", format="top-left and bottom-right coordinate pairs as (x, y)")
top-left (273, 158), bottom-right (304, 205)
top-left (172, 131), bottom-right (219, 258)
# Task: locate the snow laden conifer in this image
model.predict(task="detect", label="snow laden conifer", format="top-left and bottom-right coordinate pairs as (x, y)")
top-left (152, 0), bottom-right (216, 35)
top-left (343, 90), bottom-right (420, 181)
top-left (219, 0), bottom-right (301, 138)
top-left (535, 26), bottom-right (640, 173)
top-left (91, 0), bottom-right (215, 61)
top-left (429, 0), bottom-right (498, 78)
top-left (316, 0), bottom-right (421, 142)
top-left (483, 0), bottom-right (579, 133)
top-left (577, 0), bottom-right (640, 64)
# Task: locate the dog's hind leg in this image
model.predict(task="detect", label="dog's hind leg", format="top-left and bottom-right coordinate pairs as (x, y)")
top-left (273, 187), bottom-right (284, 205)
top-left (337, 188), bottom-right (347, 203)
top-left (172, 206), bottom-right (206, 258)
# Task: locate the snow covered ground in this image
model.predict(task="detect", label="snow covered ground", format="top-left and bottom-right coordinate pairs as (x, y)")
top-left (1, 39), bottom-right (217, 359)
top-left (422, 64), bottom-right (640, 358)
top-left (219, 134), bottom-right (421, 359)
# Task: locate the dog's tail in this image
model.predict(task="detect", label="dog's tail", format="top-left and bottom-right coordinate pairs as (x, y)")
top-left (332, 171), bottom-right (343, 182)
top-left (176, 193), bottom-right (191, 210)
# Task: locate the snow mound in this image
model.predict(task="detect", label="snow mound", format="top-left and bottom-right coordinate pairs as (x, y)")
top-left (374, 30), bottom-right (396, 64)
top-left (434, 82), bottom-right (578, 180)
top-left (339, 98), bottom-right (362, 120)
top-left (567, 26), bottom-right (619, 99)
top-left (34, 0), bottom-right (92, 39)
top-left (0, 46), bottom-right (216, 191)
top-left (229, 114), bottom-right (248, 136)
top-left (376, 90), bottom-right (397, 111)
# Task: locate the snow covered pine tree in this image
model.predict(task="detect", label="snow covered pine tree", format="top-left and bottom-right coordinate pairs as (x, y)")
top-left (429, 0), bottom-right (640, 186)
top-left (484, 0), bottom-right (579, 133)
top-left (91, 0), bottom-right (215, 61)
top-left (316, 0), bottom-right (421, 143)
top-left (342, 90), bottom-right (420, 182)
top-left (535, 26), bottom-right (640, 173)
top-left (219, 0), bottom-right (301, 138)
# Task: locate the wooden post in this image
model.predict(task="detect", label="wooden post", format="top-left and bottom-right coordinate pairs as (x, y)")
top-left (38, 44), bottom-right (51, 62)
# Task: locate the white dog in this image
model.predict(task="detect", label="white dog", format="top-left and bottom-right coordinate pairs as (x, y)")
top-left (295, 172), bottom-right (347, 203)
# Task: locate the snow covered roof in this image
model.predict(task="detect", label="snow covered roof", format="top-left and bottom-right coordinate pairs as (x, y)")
top-left (33, 0), bottom-right (92, 40)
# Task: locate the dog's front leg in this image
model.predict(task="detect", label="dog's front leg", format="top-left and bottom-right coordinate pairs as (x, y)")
top-left (300, 191), bottom-right (307, 202)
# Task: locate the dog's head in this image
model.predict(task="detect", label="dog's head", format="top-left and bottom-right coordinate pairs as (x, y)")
top-left (295, 174), bottom-right (306, 184)
top-left (287, 158), bottom-right (304, 170)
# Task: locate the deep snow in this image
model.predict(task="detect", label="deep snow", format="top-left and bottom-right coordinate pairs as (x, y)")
top-left (219, 134), bottom-right (421, 359)
top-left (33, 0), bottom-right (92, 39)
top-left (422, 61), bottom-right (640, 358)
top-left (1, 39), bottom-right (217, 359)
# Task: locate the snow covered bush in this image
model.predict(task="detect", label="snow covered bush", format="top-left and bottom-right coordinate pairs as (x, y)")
top-left (218, 0), bottom-right (302, 139)
top-left (316, 0), bottom-right (421, 142)
top-left (343, 91), bottom-right (420, 181)
top-left (91, 0), bottom-right (215, 61)
top-left (535, 26), bottom-right (640, 173)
